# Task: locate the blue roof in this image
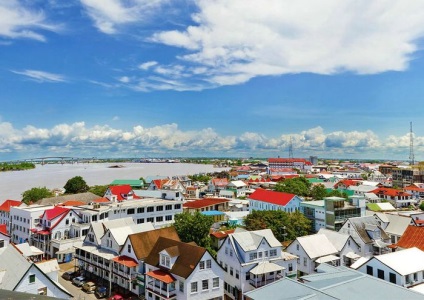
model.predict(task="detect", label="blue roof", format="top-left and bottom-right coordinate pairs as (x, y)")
top-left (201, 210), bottom-right (225, 216)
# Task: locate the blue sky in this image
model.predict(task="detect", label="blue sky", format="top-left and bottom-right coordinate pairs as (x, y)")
top-left (1, 0), bottom-right (424, 161)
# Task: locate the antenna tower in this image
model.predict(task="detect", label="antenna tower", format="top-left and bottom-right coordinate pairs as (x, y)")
top-left (289, 136), bottom-right (294, 159)
top-left (410, 122), bottom-right (415, 166)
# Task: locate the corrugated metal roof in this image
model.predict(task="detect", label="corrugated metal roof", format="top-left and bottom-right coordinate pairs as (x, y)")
top-left (297, 234), bottom-right (338, 259)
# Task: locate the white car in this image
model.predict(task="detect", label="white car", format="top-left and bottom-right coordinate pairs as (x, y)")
top-left (72, 276), bottom-right (86, 287)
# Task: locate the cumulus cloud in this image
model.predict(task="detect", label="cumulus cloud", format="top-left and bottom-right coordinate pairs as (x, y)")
top-left (80, 0), bottom-right (167, 34)
top-left (143, 0), bottom-right (424, 90)
top-left (11, 69), bottom-right (67, 83)
top-left (0, 1), bottom-right (60, 42)
top-left (139, 61), bottom-right (158, 70)
top-left (0, 121), bottom-right (421, 160)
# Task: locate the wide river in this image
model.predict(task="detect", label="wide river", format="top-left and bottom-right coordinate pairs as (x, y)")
top-left (0, 163), bottom-right (229, 201)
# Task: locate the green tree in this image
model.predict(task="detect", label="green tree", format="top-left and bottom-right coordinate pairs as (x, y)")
top-left (244, 210), bottom-right (311, 241)
top-left (275, 177), bottom-right (311, 197)
top-left (310, 184), bottom-right (327, 200)
top-left (139, 177), bottom-right (147, 186)
top-left (419, 202), bottom-right (424, 211)
top-left (22, 187), bottom-right (53, 204)
top-left (64, 176), bottom-right (89, 194)
top-left (326, 189), bottom-right (349, 199)
top-left (174, 212), bottom-right (214, 249)
top-left (89, 185), bottom-right (109, 197)
top-left (188, 174), bottom-right (211, 185)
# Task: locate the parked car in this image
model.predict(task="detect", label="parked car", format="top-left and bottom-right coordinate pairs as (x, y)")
top-left (72, 276), bottom-right (86, 287)
top-left (82, 281), bottom-right (96, 293)
top-left (108, 294), bottom-right (124, 300)
top-left (95, 286), bottom-right (108, 298)
top-left (61, 270), bottom-right (77, 281)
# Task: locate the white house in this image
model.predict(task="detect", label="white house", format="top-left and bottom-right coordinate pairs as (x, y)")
top-left (217, 228), bottom-right (296, 300)
top-left (248, 189), bottom-right (302, 213)
top-left (286, 234), bottom-right (340, 275)
top-left (338, 215), bottom-right (391, 257)
top-left (226, 181), bottom-right (248, 198)
top-left (317, 228), bottom-right (361, 267)
top-left (0, 199), bottom-right (23, 233)
top-left (144, 237), bottom-right (225, 300)
top-left (0, 244), bottom-right (72, 299)
top-left (353, 247), bottom-right (424, 288)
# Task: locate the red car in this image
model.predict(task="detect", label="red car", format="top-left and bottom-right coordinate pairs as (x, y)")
top-left (108, 295), bottom-right (124, 300)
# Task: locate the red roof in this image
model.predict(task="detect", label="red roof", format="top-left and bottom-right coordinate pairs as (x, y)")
top-left (109, 185), bottom-right (140, 201)
top-left (183, 198), bottom-right (229, 209)
top-left (371, 187), bottom-right (412, 197)
top-left (249, 189), bottom-right (296, 206)
top-left (211, 178), bottom-right (229, 187)
top-left (397, 225), bottom-right (424, 251)
top-left (335, 179), bottom-right (361, 188)
top-left (268, 158), bottom-right (311, 165)
top-left (0, 199), bottom-right (21, 212)
top-left (61, 200), bottom-right (85, 206)
top-left (211, 229), bottom-right (235, 239)
top-left (152, 179), bottom-right (167, 189)
top-left (112, 255), bottom-right (138, 267)
top-left (42, 206), bottom-right (70, 221)
top-left (404, 185), bottom-right (424, 192)
top-left (0, 224), bottom-right (8, 235)
top-left (146, 270), bottom-right (176, 283)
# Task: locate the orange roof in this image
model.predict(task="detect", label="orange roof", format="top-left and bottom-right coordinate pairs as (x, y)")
top-left (0, 199), bottom-right (21, 212)
top-left (61, 200), bottom-right (85, 206)
top-left (146, 269), bottom-right (176, 283)
top-left (397, 225), bottom-right (424, 251)
top-left (0, 224), bottom-right (8, 235)
top-left (93, 197), bottom-right (111, 203)
top-left (371, 187), bottom-right (412, 197)
top-left (112, 255), bottom-right (138, 267)
top-left (211, 229), bottom-right (235, 239)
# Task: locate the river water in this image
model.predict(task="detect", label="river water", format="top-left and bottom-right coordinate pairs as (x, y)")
top-left (0, 163), bottom-right (228, 201)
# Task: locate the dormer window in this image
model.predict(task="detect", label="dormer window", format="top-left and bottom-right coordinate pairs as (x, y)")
top-left (160, 254), bottom-right (171, 268)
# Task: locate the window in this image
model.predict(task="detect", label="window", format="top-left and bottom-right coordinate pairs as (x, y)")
top-left (127, 208), bottom-right (135, 215)
top-left (147, 207), bottom-right (154, 213)
top-left (206, 259), bottom-right (211, 269)
top-left (0, 240), bottom-right (4, 248)
top-left (29, 274), bottom-right (35, 283)
top-left (66, 219), bottom-right (69, 225)
top-left (303, 257), bottom-right (307, 266)
top-left (166, 205), bottom-right (172, 210)
top-left (288, 263), bottom-right (293, 272)
top-left (174, 204), bottom-right (181, 209)
top-left (230, 267), bottom-right (233, 276)
top-left (377, 269), bottom-right (384, 280)
top-left (389, 272), bottom-right (396, 284)
top-left (92, 215), bottom-right (97, 222)
top-left (249, 252), bottom-right (257, 260)
top-left (156, 216), bottom-right (163, 222)
top-left (191, 282), bottom-right (198, 293)
top-left (127, 244), bottom-right (131, 253)
top-left (230, 250), bottom-right (233, 257)
top-left (202, 279), bottom-right (208, 290)
top-left (246, 273), bottom-right (250, 280)
top-left (366, 266), bottom-right (373, 276)
top-left (137, 218), bottom-right (144, 224)
top-left (147, 217), bottom-right (154, 223)
top-left (258, 252), bottom-right (262, 258)
top-left (296, 244), bottom-right (299, 251)
top-left (160, 254), bottom-right (171, 268)
top-left (236, 270), bottom-right (239, 279)
top-left (179, 281), bottom-right (184, 292)
top-left (213, 277), bottom-right (219, 288)
top-left (137, 207), bottom-right (144, 214)
top-left (156, 206), bottom-right (163, 211)
top-left (199, 261), bottom-right (205, 270)
top-left (270, 249), bottom-right (277, 257)
top-left (264, 250), bottom-right (268, 257)
top-left (414, 272), bottom-right (418, 281)
top-left (165, 215), bottom-right (172, 221)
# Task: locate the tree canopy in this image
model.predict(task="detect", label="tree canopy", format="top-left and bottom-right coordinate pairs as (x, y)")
top-left (22, 187), bottom-right (53, 204)
top-left (174, 211), bottom-right (214, 249)
top-left (275, 177), bottom-right (311, 197)
top-left (244, 210), bottom-right (311, 241)
top-left (310, 184), bottom-right (327, 200)
top-left (64, 176), bottom-right (89, 194)
top-left (188, 174), bottom-right (211, 184)
top-left (88, 185), bottom-right (109, 197)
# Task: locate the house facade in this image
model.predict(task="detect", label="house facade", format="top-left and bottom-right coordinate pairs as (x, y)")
top-left (248, 189), bottom-right (302, 213)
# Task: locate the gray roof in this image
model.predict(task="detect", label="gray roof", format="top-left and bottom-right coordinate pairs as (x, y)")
top-left (374, 212), bottom-right (411, 236)
top-left (0, 245), bottom-right (31, 290)
top-left (38, 192), bottom-right (100, 205)
top-left (297, 234), bottom-right (338, 259)
top-left (232, 229), bottom-right (281, 252)
top-left (89, 217), bottom-right (135, 245)
top-left (106, 222), bottom-right (155, 245)
top-left (345, 215), bottom-right (390, 244)
top-left (317, 229), bottom-right (353, 252)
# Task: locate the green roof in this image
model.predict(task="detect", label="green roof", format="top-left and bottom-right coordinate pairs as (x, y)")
top-left (366, 203), bottom-right (381, 211)
top-left (307, 178), bottom-right (324, 183)
top-left (110, 179), bottom-right (144, 188)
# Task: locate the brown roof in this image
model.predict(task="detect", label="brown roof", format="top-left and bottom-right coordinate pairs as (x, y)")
top-left (128, 227), bottom-right (180, 260)
top-left (144, 237), bottom-right (206, 279)
top-left (397, 225), bottom-right (424, 251)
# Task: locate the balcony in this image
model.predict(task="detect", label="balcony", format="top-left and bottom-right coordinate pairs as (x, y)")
top-left (249, 274), bottom-right (282, 288)
top-left (146, 281), bottom-right (177, 299)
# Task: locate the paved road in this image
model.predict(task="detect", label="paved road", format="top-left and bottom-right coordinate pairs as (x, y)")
top-left (58, 270), bottom-right (98, 300)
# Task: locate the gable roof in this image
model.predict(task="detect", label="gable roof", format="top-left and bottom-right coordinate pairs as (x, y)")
top-left (60, 200), bottom-right (85, 206)
top-left (144, 237), bottom-right (206, 279)
top-left (106, 223), bottom-right (155, 245)
top-left (248, 189), bottom-right (297, 206)
top-left (89, 217), bottom-right (135, 245)
top-left (41, 206), bottom-right (70, 221)
top-left (0, 200), bottom-right (21, 212)
top-left (211, 178), bottom-right (229, 187)
top-left (368, 247), bottom-right (424, 276)
top-left (231, 229), bottom-right (281, 252)
top-left (397, 225), bottom-right (424, 251)
top-left (0, 245), bottom-right (30, 290)
top-left (0, 224), bottom-right (8, 236)
top-left (128, 227), bottom-right (180, 260)
top-left (317, 229), bottom-right (355, 251)
top-left (345, 215), bottom-right (390, 244)
top-left (108, 185), bottom-right (140, 201)
top-left (370, 187), bottom-right (412, 197)
top-left (296, 234), bottom-right (338, 259)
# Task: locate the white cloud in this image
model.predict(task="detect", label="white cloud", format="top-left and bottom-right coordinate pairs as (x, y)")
top-left (80, 0), bottom-right (167, 34)
top-left (11, 69), bottom-right (66, 83)
top-left (0, 121), bottom-right (421, 160)
top-left (146, 0), bottom-right (424, 89)
top-left (139, 61), bottom-right (158, 70)
top-left (0, 1), bottom-right (60, 42)
top-left (112, 116), bottom-right (120, 121)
